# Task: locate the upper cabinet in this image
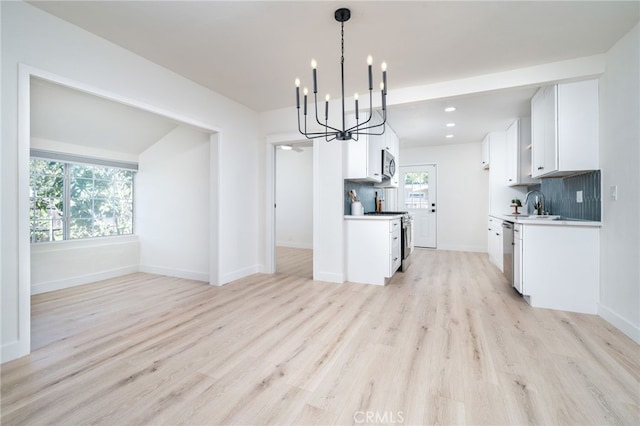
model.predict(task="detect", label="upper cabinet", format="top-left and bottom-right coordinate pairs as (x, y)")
top-left (531, 79), bottom-right (599, 178)
top-left (344, 133), bottom-right (383, 182)
top-left (481, 134), bottom-right (490, 169)
top-left (345, 113), bottom-right (401, 184)
top-left (505, 117), bottom-right (538, 186)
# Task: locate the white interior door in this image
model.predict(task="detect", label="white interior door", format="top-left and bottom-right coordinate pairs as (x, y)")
top-left (399, 164), bottom-right (437, 248)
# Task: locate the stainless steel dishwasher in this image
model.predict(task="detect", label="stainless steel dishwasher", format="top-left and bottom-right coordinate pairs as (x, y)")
top-left (502, 221), bottom-right (514, 285)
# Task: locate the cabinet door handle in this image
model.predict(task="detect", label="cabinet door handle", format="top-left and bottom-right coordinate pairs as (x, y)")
top-left (508, 178), bottom-right (513, 182)
top-left (394, 237), bottom-right (399, 240)
top-left (537, 166), bottom-right (544, 170)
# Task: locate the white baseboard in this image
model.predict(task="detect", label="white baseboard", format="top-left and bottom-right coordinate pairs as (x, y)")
top-left (139, 265), bottom-right (208, 283)
top-left (1, 339), bottom-right (28, 363)
top-left (31, 265), bottom-right (139, 295)
top-left (220, 264), bottom-right (261, 285)
top-left (431, 245), bottom-right (487, 253)
top-left (276, 241), bottom-right (313, 249)
top-left (313, 271), bottom-right (345, 283)
top-left (598, 303), bottom-right (640, 344)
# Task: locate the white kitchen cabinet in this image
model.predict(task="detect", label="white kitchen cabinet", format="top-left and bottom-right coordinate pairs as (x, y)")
top-left (505, 118), bottom-right (538, 186)
top-left (487, 216), bottom-right (503, 271)
top-left (481, 134), bottom-right (490, 169)
top-left (531, 79), bottom-right (599, 178)
top-left (488, 131), bottom-right (526, 215)
top-left (344, 133), bottom-right (383, 182)
top-left (521, 223), bottom-right (599, 314)
top-left (346, 217), bottom-right (401, 285)
top-left (375, 126), bottom-right (400, 188)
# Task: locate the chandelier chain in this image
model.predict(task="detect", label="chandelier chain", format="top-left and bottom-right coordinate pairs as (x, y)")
top-left (341, 21), bottom-right (345, 66)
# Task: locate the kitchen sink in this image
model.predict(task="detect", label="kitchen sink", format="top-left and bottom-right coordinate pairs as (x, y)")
top-left (526, 215), bottom-right (561, 220)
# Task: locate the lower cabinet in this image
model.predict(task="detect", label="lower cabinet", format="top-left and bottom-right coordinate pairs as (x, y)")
top-left (521, 224), bottom-right (599, 314)
top-left (346, 218), bottom-right (401, 285)
top-left (487, 216), bottom-right (503, 272)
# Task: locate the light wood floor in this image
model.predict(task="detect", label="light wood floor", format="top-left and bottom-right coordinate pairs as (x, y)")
top-left (2, 249), bottom-right (638, 425)
top-left (276, 246), bottom-right (312, 279)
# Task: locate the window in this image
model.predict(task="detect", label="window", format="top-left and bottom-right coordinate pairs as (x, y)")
top-left (30, 156), bottom-right (135, 243)
top-left (403, 171), bottom-right (430, 209)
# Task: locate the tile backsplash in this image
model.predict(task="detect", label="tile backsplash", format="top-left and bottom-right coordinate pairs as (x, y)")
top-left (528, 170), bottom-right (601, 221)
top-left (344, 181), bottom-right (384, 215)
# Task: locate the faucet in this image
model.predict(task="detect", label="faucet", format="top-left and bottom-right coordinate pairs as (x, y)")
top-left (524, 190), bottom-right (545, 215)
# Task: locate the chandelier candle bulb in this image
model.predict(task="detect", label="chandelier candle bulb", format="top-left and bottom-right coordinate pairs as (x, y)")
top-left (295, 78), bottom-right (300, 109)
top-left (311, 59), bottom-right (318, 93)
top-left (382, 62), bottom-right (387, 95)
top-left (303, 88), bottom-right (308, 115)
top-left (367, 55), bottom-right (373, 91)
top-left (354, 93), bottom-right (359, 120)
top-left (325, 94), bottom-right (330, 120)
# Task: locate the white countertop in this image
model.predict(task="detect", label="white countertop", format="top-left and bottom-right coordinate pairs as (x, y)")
top-left (344, 214), bottom-right (403, 220)
top-left (491, 213), bottom-right (601, 227)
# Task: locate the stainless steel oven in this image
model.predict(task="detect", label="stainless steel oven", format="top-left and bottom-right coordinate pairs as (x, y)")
top-left (502, 221), bottom-right (514, 285)
top-left (400, 213), bottom-right (414, 272)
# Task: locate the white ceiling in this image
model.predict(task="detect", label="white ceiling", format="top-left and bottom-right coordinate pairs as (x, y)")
top-left (27, 1), bottom-right (639, 149)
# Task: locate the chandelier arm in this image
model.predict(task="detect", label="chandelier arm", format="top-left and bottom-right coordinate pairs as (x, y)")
top-left (352, 120), bottom-right (387, 135)
top-left (312, 92), bottom-right (341, 133)
top-left (348, 88), bottom-right (387, 134)
top-left (346, 108), bottom-right (387, 135)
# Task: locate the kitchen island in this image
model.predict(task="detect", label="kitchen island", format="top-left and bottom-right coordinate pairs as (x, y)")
top-left (344, 214), bottom-right (402, 285)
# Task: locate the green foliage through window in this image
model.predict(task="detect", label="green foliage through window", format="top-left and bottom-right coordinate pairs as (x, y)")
top-left (30, 158), bottom-right (134, 243)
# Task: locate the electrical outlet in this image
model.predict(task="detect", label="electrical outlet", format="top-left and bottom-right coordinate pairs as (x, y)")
top-left (610, 185), bottom-right (618, 201)
top-left (576, 190), bottom-right (583, 203)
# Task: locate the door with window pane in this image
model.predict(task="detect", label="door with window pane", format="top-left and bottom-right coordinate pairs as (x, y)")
top-left (399, 164), bottom-right (437, 248)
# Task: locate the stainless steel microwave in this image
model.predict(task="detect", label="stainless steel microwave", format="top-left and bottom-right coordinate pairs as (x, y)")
top-left (382, 149), bottom-right (396, 178)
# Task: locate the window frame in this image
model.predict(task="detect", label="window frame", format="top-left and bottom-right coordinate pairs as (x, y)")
top-left (30, 150), bottom-right (137, 244)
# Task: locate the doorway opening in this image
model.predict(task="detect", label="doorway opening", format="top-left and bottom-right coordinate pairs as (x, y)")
top-left (266, 136), bottom-right (314, 279)
top-left (399, 164), bottom-right (437, 248)
top-left (273, 142), bottom-right (313, 279)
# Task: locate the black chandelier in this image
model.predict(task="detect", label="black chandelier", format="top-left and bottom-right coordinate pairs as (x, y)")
top-left (295, 8), bottom-right (387, 142)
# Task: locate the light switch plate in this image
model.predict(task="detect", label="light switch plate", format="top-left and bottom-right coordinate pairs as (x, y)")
top-left (576, 190), bottom-right (583, 203)
top-left (610, 185), bottom-right (618, 201)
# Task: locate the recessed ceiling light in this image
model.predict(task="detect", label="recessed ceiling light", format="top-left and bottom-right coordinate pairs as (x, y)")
top-left (445, 134), bottom-right (454, 139)
top-left (280, 145), bottom-right (293, 150)
top-left (444, 107), bottom-right (456, 112)
top-left (446, 122), bottom-right (456, 127)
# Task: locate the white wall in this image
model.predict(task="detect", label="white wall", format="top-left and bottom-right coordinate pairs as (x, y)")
top-left (137, 126), bottom-right (211, 281)
top-left (1, 2), bottom-right (260, 362)
top-left (598, 23), bottom-right (640, 343)
top-left (31, 237), bottom-right (140, 294)
top-left (276, 147), bottom-right (313, 249)
top-left (401, 142), bottom-right (489, 252)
